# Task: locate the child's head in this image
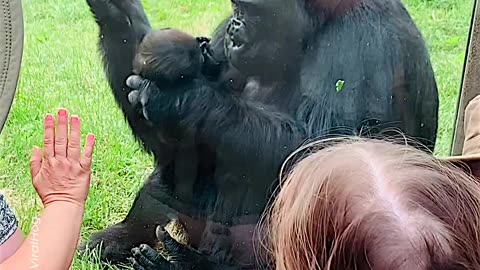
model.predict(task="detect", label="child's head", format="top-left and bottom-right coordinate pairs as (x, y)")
top-left (261, 138), bottom-right (480, 270)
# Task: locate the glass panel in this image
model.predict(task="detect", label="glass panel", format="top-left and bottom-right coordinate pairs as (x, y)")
top-left (0, 0), bottom-right (475, 269)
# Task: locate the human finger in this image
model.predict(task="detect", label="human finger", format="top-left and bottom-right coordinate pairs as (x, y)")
top-left (29, 146), bottom-right (42, 179)
top-left (80, 134), bottom-right (95, 169)
top-left (55, 109), bottom-right (69, 158)
top-left (67, 115), bottom-right (81, 160)
top-left (43, 114), bottom-right (55, 159)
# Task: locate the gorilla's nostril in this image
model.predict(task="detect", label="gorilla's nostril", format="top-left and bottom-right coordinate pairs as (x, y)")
top-left (231, 18), bottom-right (243, 28)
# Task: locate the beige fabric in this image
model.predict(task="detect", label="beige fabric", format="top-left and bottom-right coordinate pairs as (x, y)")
top-left (451, 1), bottom-right (479, 155)
top-left (0, 0), bottom-right (24, 135)
top-left (444, 94), bottom-right (480, 162)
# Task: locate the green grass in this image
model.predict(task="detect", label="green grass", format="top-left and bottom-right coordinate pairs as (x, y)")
top-left (0, 0), bottom-right (474, 269)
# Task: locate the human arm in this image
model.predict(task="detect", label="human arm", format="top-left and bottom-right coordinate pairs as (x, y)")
top-left (0, 195), bottom-right (23, 263)
top-left (0, 203), bottom-right (85, 270)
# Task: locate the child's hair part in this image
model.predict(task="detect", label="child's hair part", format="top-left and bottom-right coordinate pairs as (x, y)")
top-left (259, 137), bottom-right (480, 270)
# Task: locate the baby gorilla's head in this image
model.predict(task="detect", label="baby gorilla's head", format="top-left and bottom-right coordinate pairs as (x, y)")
top-left (133, 28), bottom-right (207, 84)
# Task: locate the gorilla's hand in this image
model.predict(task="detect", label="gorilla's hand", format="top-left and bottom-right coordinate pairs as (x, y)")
top-left (126, 75), bottom-right (192, 125)
top-left (127, 75), bottom-right (163, 122)
top-left (86, 0), bottom-right (150, 35)
top-left (129, 226), bottom-right (207, 270)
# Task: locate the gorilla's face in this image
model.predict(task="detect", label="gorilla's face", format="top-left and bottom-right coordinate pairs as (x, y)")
top-left (225, 0), bottom-right (308, 80)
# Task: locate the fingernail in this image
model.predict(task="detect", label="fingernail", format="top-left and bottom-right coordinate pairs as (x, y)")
top-left (71, 116), bottom-right (79, 123)
top-left (45, 114), bottom-right (53, 121)
top-left (58, 109), bottom-right (67, 116)
top-left (87, 134), bottom-right (95, 143)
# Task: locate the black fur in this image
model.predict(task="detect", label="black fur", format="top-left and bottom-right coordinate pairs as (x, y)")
top-left (82, 0), bottom-right (439, 269)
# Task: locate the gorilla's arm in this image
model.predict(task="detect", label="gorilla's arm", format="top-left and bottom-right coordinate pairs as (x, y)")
top-left (129, 77), bottom-right (307, 181)
top-left (88, 0), bottom-right (150, 106)
top-left (86, 0), bottom-right (172, 157)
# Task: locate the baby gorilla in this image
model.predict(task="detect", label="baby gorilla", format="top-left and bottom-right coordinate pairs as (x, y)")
top-left (127, 29), bottom-right (220, 207)
top-left (133, 28), bottom-right (218, 86)
top-left (127, 28), bottom-right (221, 111)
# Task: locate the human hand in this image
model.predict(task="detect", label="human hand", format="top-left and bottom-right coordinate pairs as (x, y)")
top-left (30, 109), bottom-right (95, 207)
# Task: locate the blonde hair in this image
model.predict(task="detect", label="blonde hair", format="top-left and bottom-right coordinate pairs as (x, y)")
top-left (259, 137), bottom-right (480, 270)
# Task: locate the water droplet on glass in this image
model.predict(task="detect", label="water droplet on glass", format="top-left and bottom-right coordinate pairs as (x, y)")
top-left (420, 123), bottom-right (425, 127)
top-left (123, 39), bottom-right (127, 43)
top-left (100, 34), bottom-right (104, 39)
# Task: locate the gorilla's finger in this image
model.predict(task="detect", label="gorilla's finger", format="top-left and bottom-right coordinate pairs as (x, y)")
top-left (126, 75), bottom-right (145, 89)
top-left (156, 227), bottom-right (183, 255)
top-left (86, 0), bottom-right (123, 23)
top-left (131, 247), bottom-right (161, 269)
top-left (139, 244), bottom-right (171, 263)
top-left (132, 246), bottom-right (171, 268)
top-left (128, 90), bottom-right (141, 106)
top-left (129, 257), bottom-right (147, 270)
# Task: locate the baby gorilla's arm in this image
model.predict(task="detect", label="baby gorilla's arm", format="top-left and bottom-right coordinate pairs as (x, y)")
top-left (197, 37), bottom-right (222, 79)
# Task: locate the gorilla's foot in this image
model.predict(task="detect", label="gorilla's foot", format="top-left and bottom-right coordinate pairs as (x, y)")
top-left (130, 225), bottom-right (203, 270)
top-left (79, 223), bottom-right (157, 265)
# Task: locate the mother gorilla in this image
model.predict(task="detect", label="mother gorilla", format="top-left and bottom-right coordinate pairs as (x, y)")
top-left (83, 0), bottom-right (439, 269)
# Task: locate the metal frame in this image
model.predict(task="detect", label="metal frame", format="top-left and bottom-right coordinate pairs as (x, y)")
top-left (451, 0), bottom-right (479, 155)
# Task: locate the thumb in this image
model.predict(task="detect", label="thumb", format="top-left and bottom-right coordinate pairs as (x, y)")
top-left (29, 146), bottom-right (42, 179)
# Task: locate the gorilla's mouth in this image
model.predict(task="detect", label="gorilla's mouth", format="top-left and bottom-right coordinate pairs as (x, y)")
top-left (231, 40), bottom-right (244, 50)
top-left (227, 33), bottom-right (244, 50)
top-left (225, 36), bottom-right (244, 61)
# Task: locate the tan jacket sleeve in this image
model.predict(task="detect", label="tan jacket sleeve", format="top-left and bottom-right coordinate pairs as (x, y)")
top-left (462, 94), bottom-right (480, 156)
top-left (445, 95), bottom-right (480, 176)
